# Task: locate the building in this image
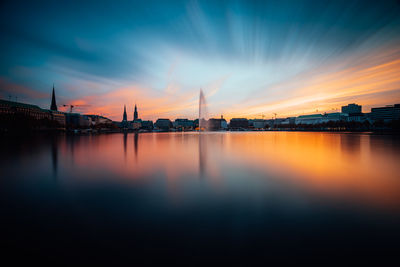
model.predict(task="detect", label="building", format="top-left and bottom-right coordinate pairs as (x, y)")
top-left (123, 105), bottom-right (127, 122)
top-left (86, 115), bottom-right (113, 126)
top-left (321, 112), bottom-right (348, 123)
top-left (131, 104), bottom-right (142, 129)
top-left (134, 104), bottom-right (138, 121)
top-left (347, 113), bottom-right (367, 122)
top-left (273, 118), bottom-right (287, 126)
top-left (341, 103), bottom-right (361, 114)
top-left (141, 120), bottom-right (154, 130)
top-left (132, 119), bottom-right (142, 130)
top-left (248, 119), bottom-right (268, 129)
top-left (0, 99), bottom-right (51, 120)
top-left (371, 104), bottom-right (400, 122)
top-left (50, 84), bottom-right (58, 111)
top-left (279, 117), bottom-right (296, 126)
top-left (50, 110), bottom-right (66, 126)
top-left (155, 118), bottom-right (172, 130)
top-left (121, 105), bottom-right (129, 128)
top-left (229, 118), bottom-right (249, 129)
top-left (173, 119), bottom-right (195, 130)
top-left (65, 113), bottom-right (90, 128)
top-left (208, 116), bottom-right (227, 131)
top-left (295, 114), bottom-right (323, 125)
top-left (264, 119), bottom-right (274, 127)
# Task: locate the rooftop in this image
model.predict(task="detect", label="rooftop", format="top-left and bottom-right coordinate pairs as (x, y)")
top-left (0, 99), bottom-right (44, 111)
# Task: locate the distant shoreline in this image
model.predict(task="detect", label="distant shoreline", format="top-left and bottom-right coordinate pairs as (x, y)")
top-left (1, 128), bottom-right (399, 137)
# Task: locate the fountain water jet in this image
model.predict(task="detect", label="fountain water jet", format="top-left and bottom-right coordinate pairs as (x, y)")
top-left (199, 89), bottom-right (208, 131)
top-left (198, 88), bottom-right (208, 177)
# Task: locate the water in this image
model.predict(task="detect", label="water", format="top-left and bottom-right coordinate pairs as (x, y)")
top-left (1, 132), bottom-right (400, 264)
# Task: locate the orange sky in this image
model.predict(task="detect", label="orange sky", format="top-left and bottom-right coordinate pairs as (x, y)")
top-left (53, 43), bottom-right (400, 121)
top-left (1, 44), bottom-right (399, 121)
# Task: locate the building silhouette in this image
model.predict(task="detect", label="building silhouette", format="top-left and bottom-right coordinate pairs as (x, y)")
top-left (50, 84), bottom-right (57, 111)
top-left (208, 116), bottom-right (227, 130)
top-left (123, 105), bottom-right (127, 122)
top-left (229, 118), bottom-right (249, 129)
top-left (155, 119), bottom-right (172, 131)
top-left (371, 104), bottom-right (400, 122)
top-left (342, 103), bottom-right (361, 114)
top-left (134, 104), bottom-right (138, 121)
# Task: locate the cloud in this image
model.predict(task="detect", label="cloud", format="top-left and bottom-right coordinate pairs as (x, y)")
top-left (0, 77), bottom-right (48, 102)
top-left (223, 43), bottom-right (400, 119)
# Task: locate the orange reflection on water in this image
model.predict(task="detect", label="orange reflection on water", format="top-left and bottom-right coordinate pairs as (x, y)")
top-left (224, 132), bottom-right (400, 209)
top-left (58, 132), bottom-right (400, 210)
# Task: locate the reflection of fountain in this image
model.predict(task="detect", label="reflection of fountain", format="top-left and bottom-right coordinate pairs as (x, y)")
top-left (51, 135), bottom-right (58, 180)
top-left (123, 132), bottom-right (127, 162)
top-left (199, 89), bottom-right (208, 131)
top-left (134, 132), bottom-right (139, 162)
top-left (199, 133), bottom-right (206, 178)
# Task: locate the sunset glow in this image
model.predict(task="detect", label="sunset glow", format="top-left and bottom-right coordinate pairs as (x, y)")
top-left (1, 0), bottom-right (399, 120)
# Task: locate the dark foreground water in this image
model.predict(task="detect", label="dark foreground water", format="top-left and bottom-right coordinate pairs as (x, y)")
top-left (1, 132), bottom-right (400, 264)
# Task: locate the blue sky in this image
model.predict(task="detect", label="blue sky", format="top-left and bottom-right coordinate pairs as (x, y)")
top-left (1, 0), bottom-right (400, 120)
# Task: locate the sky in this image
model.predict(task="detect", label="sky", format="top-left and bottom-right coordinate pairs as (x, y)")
top-left (1, 0), bottom-right (400, 121)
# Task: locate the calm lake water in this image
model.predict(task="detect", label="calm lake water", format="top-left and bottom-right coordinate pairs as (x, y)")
top-left (1, 132), bottom-right (400, 264)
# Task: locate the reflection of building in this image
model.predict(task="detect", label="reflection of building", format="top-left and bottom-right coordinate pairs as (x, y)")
top-left (371, 104), bottom-right (400, 122)
top-left (342, 103), bottom-right (361, 114)
top-left (155, 119), bottom-right (172, 130)
top-left (229, 118), bottom-right (248, 129)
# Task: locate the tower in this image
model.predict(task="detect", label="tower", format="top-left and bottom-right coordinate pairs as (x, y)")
top-left (134, 104), bottom-right (138, 121)
top-left (50, 84), bottom-right (57, 111)
top-left (123, 105), bottom-right (127, 122)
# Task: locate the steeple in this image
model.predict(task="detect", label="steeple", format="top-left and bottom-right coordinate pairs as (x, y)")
top-left (134, 103), bottom-right (138, 121)
top-left (123, 105), bottom-right (127, 121)
top-left (50, 84), bottom-right (57, 111)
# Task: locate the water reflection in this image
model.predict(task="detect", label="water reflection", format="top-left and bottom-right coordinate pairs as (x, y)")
top-left (134, 132), bottom-right (138, 161)
top-left (123, 132), bottom-right (127, 162)
top-left (51, 135), bottom-right (58, 179)
top-left (1, 132), bottom-right (400, 263)
top-left (340, 133), bottom-right (362, 155)
top-left (199, 133), bottom-right (206, 178)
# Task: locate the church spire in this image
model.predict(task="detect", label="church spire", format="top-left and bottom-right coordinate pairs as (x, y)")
top-left (50, 84), bottom-right (57, 111)
top-left (134, 103), bottom-right (138, 121)
top-left (123, 105), bottom-right (127, 121)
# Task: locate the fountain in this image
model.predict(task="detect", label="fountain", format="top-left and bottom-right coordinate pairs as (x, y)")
top-left (199, 89), bottom-right (208, 131)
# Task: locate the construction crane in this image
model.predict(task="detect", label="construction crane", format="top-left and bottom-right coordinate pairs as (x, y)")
top-left (62, 104), bottom-right (91, 113)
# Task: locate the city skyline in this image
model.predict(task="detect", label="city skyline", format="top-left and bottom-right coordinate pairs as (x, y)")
top-left (1, 0), bottom-right (400, 121)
